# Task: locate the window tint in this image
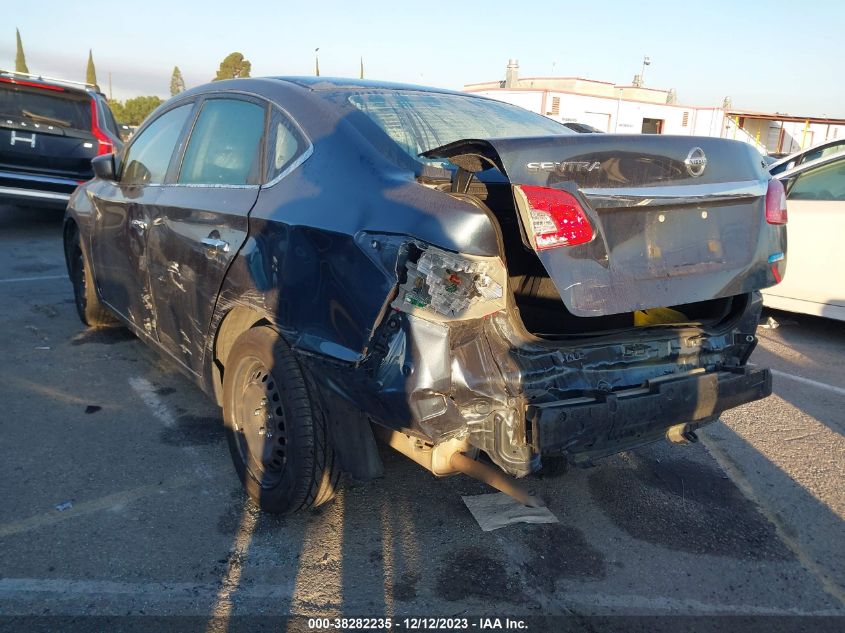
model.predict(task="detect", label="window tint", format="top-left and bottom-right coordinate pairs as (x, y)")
top-left (0, 85), bottom-right (91, 130)
top-left (121, 104), bottom-right (192, 185)
top-left (179, 99), bottom-right (265, 185)
top-left (265, 107), bottom-right (306, 182)
top-left (349, 92), bottom-right (571, 167)
top-left (789, 159), bottom-right (845, 201)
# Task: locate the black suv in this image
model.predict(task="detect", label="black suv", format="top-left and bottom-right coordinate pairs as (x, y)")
top-left (0, 70), bottom-right (123, 209)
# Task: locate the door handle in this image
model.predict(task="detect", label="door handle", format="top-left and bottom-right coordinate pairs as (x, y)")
top-left (130, 219), bottom-right (148, 232)
top-left (201, 237), bottom-right (230, 253)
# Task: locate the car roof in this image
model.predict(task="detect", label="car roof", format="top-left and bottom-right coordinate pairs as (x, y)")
top-left (270, 76), bottom-right (469, 96)
top-left (0, 70), bottom-right (101, 98)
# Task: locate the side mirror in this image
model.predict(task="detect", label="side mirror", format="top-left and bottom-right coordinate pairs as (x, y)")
top-left (92, 153), bottom-right (116, 181)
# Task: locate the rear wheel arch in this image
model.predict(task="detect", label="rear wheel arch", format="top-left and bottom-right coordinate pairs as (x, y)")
top-left (210, 303), bottom-right (384, 482)
top-left (210, 305), bottom-right (274, 405)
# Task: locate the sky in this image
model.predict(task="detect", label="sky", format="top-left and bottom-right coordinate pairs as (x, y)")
top-left (3, 0), bottom-right (844, 117)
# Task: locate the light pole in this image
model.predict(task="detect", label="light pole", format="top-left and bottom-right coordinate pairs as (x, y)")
top-left (640, 55), bottom-right (651, 86)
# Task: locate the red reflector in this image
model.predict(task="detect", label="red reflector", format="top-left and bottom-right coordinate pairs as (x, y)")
top-left (517, 185), bottom-right (593, 250)
top-left (765, 179), bottom-right (788, 225)
top-left (0, 76), bottom-right (65, 91)
top-left (89, 98), bottom-right (114, 156)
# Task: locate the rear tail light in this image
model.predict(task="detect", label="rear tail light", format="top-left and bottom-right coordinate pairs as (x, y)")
top-left (765, 178), bottom-right (788, 225)
top-left (89, 98), bottom-right (114, 156)
top-left (516, 185), bottom-right (594, 250)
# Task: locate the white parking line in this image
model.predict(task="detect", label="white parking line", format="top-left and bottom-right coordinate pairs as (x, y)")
top-left (0, 577), bottom-right (839, 616)
top-left (128, 376), bottom-right (214, 480)
top-left (771, 368), bottom-right (845, 397)
top-left (0, 274), bottom-right (66, 284)
top-left (128, 376), bottom-right (175, 427)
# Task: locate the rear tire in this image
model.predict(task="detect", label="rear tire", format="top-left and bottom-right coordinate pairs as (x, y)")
top-left (66, 225), bottom-right (118, 327)
top-left (222, 325), bottom-right (340, 514)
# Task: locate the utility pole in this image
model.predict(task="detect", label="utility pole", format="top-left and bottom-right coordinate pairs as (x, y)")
top-left (315, 48), bottom-right (320, 77)
top-left (108, 72), bottom-right (112, 100)
top-left (640, 55), bottom-right (651, 86)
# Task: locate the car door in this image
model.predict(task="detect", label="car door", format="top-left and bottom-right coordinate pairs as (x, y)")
top-left (90, 102), bottom-right (195, 338)
top-left (769, 157), bottom-right (845, 313)
top-left (145, 96), bottom-right (266, 372)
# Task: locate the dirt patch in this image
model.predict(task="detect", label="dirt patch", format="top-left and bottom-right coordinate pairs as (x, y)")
top-left (32, 304), bottom-right (60, 319)
top-left (435, 546), bottom-right (524, 602)
top-left (392, 570), bottom-right (421, 602)
top-left (521, 524), bottom-right (605, 592)
top-left (160, 415), bottom-right (224, 447)
top-left (588, 447), bottom-right (792, 561)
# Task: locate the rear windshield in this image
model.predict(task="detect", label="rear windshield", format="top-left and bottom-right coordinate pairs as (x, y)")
top-left (0, 85), bottom-right (91, 131)
top-left (349, 92), bottom-right (571, 166)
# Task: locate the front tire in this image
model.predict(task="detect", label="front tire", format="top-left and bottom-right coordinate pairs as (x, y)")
top-left (66, 225), bottom-right (117, 327)
top-left (222, 325), bottom-right (340, 514)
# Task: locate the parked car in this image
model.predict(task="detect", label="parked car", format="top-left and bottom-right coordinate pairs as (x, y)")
top-left (64, 77), bottom-right (784, 513)
top-left (0, 70), bottom-right (123, 209)
top-left (768, 138), bottom-right (845, 176)
top-left (762, 152), bottom-right (845, 321)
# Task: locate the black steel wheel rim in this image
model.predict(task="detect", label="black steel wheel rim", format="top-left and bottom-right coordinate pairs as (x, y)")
top-left (232, 357), bottom-right (287, 488)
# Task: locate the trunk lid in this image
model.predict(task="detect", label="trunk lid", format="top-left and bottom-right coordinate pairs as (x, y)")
top-left (0, 83), bottom-right (97, 179)
top-left (424, 135), bottom-right (785, 317)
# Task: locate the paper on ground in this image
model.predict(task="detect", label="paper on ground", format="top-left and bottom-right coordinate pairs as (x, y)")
top-left (462, 492), bottom-right (559, 531)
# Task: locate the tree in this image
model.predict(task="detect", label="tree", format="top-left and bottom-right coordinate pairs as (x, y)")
top-left (122, 96), bottom-right (163, 125)
top-left (170, 66), bottom-right (185, 96)
top-left (213, 52), bottom-right (251, 81)
top-left (108, 96), bottom-right (163, 126)
top-left (86, 49), bottom-right (97, 87)
top-left (15, 28), bottom-right (29, 74)
top-left (107, 99), bottom-right (126, 123)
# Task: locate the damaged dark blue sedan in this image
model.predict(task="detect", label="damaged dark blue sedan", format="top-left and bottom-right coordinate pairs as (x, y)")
top-left (64, 78), bottom-right (785, 513)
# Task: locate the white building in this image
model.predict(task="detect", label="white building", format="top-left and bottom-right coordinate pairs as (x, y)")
top-left (465, 60), bottom-right (845, 155)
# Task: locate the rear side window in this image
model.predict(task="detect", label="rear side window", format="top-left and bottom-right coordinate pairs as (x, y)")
top-left (0, 85), bottom-right (91, 131)
top-left (121, 104), bottom-right (192, 185)
top-left (788, 159), bottom-right (845, 201)
top-left (179, 99), bottom-right (265, 185)
top-left (265, 107), bottom-right (307, 182)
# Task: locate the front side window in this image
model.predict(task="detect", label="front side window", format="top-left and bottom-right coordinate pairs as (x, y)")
top-left (179, 99), bottom-right (265, 185)
top-left (788, 159), bottom-right (845, 201)
top-left (121, 104), bottom-right (192, 185)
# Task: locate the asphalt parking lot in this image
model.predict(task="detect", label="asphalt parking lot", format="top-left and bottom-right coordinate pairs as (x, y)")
top-left (0, 204), bottom-right (843, 627)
